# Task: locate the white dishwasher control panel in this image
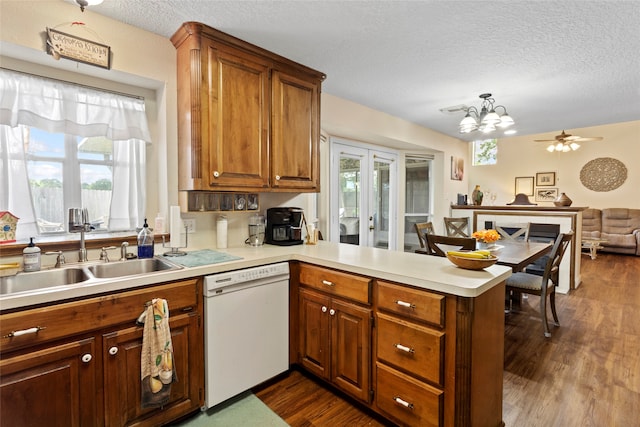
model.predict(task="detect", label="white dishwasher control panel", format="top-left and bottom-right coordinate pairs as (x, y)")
top-left (204, 262), bottom-right (290, 295)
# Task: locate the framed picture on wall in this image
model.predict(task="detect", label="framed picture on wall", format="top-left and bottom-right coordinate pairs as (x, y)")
top-left (450, 156), bottom-right (464, 181)
top-left (536, 171), bottom-right (556, 186)
top-left (515, 176), bottom-right (534, 196)
top-left (535, 187), bottom-right (558, 202)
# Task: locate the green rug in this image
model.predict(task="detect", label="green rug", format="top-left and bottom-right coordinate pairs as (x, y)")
top-left (173, 392), bottom-right (289, 426)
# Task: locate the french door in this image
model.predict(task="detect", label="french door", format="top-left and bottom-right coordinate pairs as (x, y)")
top-left (330, 140), bottom-right (397, 249)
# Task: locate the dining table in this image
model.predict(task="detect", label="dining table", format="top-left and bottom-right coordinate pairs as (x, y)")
top-left (492, 240), bottom-right (552, 272)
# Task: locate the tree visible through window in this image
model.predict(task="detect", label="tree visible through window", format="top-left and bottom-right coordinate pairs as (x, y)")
top-left (472, 138), bottom-right (498, 166)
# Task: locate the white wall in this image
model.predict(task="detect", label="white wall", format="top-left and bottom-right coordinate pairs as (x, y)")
top-left (468, 121), bottom-right (640, 209)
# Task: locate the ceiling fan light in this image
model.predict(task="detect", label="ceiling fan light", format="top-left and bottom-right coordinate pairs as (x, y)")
top-left (562, 145), bottom-right (571, 152)
top-left (546, 144), bottom-right (556, 152)
top-left (570, 142), bottom-right (580, 150)
top-left (555, 143), bottom-right (564, 151)
top-left (481, 123), bottom-right (496, 133)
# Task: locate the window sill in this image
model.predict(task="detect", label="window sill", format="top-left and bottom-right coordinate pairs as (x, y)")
top-left (0, 233), bottom-right (170, 258)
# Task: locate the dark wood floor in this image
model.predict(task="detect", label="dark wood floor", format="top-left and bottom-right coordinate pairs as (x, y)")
top-left (255, 252), bottom-right (640, 426)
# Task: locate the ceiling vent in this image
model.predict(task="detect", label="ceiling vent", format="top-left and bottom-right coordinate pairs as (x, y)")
top-left (439, 104), bottom-right (468, 114)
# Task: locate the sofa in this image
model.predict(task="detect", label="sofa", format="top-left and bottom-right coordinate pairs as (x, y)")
top-left (582, 208), bottom-right (640, 255)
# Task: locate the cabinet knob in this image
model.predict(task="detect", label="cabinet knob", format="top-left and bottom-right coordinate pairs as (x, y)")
top-left (275, 175), bottom-right (281, 181)
top-left (213, 171), bottom-right (220, 178)
top-left (81, 353), bottom-right (93, 363)
top-left (321, 306), bottom-right (327, 313)
top-left (108, 346), bottom-right (118, 356)
top-left (329, 309), bottom-right (335, 316)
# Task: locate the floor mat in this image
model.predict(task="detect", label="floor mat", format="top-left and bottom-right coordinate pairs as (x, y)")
top-left (172, 392), bottom-right (288, 426)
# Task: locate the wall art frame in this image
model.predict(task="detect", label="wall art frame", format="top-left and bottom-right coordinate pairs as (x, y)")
top-left (536, 171), bottom-right (556, 187)
top-left (450, 156), bottom-right (464, 181)
top-left (515, 176), bottom-right (535, 196)
top-left (535, 187), bottom-right (558, 202)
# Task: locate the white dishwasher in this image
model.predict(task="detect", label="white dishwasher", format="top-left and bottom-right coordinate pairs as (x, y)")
top-left (203, 262), bottom-right (290, 409)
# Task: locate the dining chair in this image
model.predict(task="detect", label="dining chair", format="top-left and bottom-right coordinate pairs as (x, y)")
top-left (506, 231), bottom-right (573, 337)
top-left (425, 233), bottom-right (476, 257)
top-left (443, 217), bottom-right (469, 237)
top-left (414, 221), bottom-right (435, 248)
top-left (523, 222), bottom-right (560, 276)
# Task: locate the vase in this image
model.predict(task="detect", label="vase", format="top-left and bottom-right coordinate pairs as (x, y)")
top-left (472, 185), bottom-right (483, 206)
top-left (476, 241), bottom-right (494, 250)
top-left (553, 192), bottom-right (573, 207)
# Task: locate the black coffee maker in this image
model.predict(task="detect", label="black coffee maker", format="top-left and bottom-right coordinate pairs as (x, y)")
top-left (265, 207), bottom-right (304, 246)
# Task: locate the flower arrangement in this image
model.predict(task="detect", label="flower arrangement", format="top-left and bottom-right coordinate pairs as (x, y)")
top-left (472, 229), bottom-right (501, 243)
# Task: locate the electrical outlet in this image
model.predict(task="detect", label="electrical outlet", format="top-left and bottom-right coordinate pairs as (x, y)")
top-left (183, 218), bottom-right (196, 233)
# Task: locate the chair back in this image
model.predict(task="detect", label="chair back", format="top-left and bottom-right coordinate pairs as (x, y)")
top-left (542, 232), bottom-right (573, 287)
top-left (414, 222), bottom-right (435, 248)
top-left (526, 223), bottom-right (560, 243)
top-left (443, 217), bottom-right (469, 237)
top-left (425, 233), bottom-right (476, 257)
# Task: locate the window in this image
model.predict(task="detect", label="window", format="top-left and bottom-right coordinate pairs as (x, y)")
top-left (0, 69), bottom-right (151, 241)
top-left (472, 138), bottom-right (498, 166)
top-left (26, 128), bottom-right (113, 234)
top-left (404, 155), bottom-right (433, 251)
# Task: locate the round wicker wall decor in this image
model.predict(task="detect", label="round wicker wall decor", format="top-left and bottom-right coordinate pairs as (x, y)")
top-left (579, 157), bottom-right (627, 192)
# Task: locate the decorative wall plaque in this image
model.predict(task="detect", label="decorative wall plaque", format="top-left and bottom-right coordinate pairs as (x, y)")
top-left (579, 157), bottom-right (627, 192)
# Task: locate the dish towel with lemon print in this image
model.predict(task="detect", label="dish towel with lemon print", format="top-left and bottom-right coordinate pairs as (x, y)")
top-left (141, 298), bottom-right (177, 408)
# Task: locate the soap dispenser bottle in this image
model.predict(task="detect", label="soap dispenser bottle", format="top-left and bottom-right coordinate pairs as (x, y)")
top-left (23, 237), bottom-right (41, 272)
top-left (137, 218), bottom-right (154, 259)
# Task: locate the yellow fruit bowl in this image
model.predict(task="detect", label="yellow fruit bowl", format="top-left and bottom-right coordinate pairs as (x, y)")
top-left (446, 253), bottom-right (498, 270)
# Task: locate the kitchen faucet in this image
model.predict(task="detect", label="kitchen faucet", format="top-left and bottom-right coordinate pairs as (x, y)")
top-left (68, 208), bottom-right (93, 262)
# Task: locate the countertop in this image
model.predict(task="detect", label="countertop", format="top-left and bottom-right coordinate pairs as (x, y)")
top-left (0, 241), bottom-right (512, 311)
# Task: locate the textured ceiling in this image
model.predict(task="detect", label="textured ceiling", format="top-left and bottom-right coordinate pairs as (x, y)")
top-left (88, 0), bottom-right (640, 141)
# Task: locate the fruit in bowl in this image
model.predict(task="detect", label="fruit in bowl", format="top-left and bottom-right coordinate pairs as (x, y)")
top-left (446, 250), bottom-right (498, 270)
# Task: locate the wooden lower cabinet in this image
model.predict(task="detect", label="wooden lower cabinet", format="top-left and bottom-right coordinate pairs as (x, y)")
top-left (294, 263), bottom-right (505, 427)
top-left (0, 338), bottom-right (97, 427)
top-left (0, 278), bottom-right (204, 427)
top-left (103, 313), bottom-right (201, 427)
top-left (298, 287), bottom-right (372, 403)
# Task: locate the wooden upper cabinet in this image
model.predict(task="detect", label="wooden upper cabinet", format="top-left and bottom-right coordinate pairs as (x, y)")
top-left (271, 70), bottom-right (320, 190)
top-left (171, 22), bottom-right (325, 193)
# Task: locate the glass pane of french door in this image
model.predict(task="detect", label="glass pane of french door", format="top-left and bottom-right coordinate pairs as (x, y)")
top-left (370, 156), bottom-right (391, 249)
top-left (337, 151), bottom-right (364, 245)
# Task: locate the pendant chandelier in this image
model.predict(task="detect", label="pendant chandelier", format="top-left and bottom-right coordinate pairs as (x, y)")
top-left (75, 0), bottom-right (104, 12)
top-left (459, 93), bottom-right (515, 134)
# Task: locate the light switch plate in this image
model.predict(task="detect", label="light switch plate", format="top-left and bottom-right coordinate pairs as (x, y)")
top-left (183, 218), bottom-right (196, 233)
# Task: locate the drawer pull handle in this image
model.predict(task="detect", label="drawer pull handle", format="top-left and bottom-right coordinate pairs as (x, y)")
top-left (394, 343), bottom-right (415, 353)
top-left (322, 280), bottom-right (335, 286)
top-left (3, 326), bottom-right (45, 338)
top-left (395, 300), bottom-right (416, 309)
top-left (393, 396), bottom-right (414, 410)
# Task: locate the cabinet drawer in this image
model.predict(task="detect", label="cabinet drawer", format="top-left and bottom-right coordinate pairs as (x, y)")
top-left (376, 362), bottom-right (442, 427)
top-left (377, 280), bottom-right (445, 327)
top-left (299, 264), bottom-right (371, 304)
top-left (376, 312), bottom-right (444, 386)
top-left (1, 278), bottom-right (200, 354)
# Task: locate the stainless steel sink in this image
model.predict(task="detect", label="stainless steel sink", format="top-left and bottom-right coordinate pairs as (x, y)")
top-left (0, 268), bottom-right (91, 295)
top-left (86, 257), bottom-right (181, 279)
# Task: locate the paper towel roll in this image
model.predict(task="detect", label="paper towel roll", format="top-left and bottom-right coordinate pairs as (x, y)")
top-left (216, 216), bottom-right (227, 249)
top-left (169, 206), bottom-right (182, 248)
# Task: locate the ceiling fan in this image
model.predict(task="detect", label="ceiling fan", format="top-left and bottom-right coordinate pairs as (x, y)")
top-left (535, 130), bottom-right (603, 152)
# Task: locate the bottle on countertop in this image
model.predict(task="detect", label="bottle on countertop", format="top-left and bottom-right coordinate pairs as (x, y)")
top-left (23, 237), bottom-right (41, 272)
top-left (154, 212), bottom-right (165, 234)
top-left (137, 218), bottom-right (154, 259)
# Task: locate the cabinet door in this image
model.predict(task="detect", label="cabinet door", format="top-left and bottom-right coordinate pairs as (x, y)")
top-left (298, 288), bottom-right (331, 379)
top-left (208, 46), bottom-right (270, 190)
top-left (331, 298), bottom-right (372, 403)
top-left (271, 70), bottom-right (320, 191)
top-left (103, 313), bottom-right (203, 427)
top-left (0, 338), bottom-right (96, 427)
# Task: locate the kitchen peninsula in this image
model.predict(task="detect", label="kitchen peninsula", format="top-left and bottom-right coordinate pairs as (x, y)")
top-left (451, 204), bottom-right (587, 293)
top-left (1, 242), bottom-right (511, 427)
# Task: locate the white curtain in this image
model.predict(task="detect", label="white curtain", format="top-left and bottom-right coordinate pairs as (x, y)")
top-left (0, 69), bottom-right (151, 238)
